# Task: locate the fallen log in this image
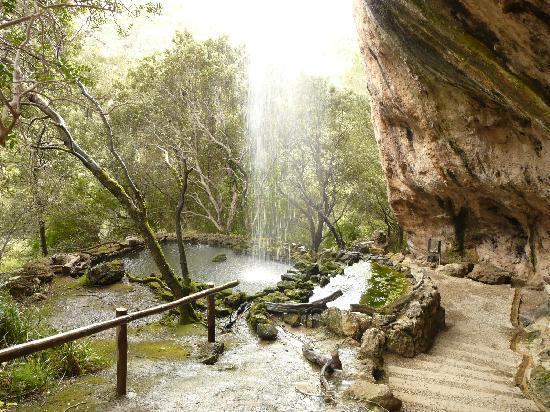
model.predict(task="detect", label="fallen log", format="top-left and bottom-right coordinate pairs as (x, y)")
top-left (302, 342), bottom-right (341, 403)
top-left (302, 342), bottom-right (342, 372)
top-left (266, 290), bottom-right (343, 315)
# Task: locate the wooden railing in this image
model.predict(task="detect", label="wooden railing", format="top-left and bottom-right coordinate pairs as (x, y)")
top-left (0, 280), bottom-right (239, 396)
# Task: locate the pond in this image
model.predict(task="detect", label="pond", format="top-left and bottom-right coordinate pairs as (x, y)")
top-left (309, 260), bottom-right (407, 309)
top-left (123, 242), bottom-right (290, 293)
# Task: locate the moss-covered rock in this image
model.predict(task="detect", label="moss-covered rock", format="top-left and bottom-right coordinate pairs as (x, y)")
top-left (211, 254), bottom-right (227, 263)
top-left (360, 262), bottom-right (408, 309)
top-left (256, 323), bottom-right (278, 340)
top-left (86, 260), bottom-right (125, 286)
top-left (318, 258), bottom-right (344, 276)
top-left (276, 280), bottom-right (297, 291)
top-left (127, 273), bottom-right (174, 301)
top-left (3, 260), bottom-right (54, 299)
top-left (223, 291), bottom-right (248, 308)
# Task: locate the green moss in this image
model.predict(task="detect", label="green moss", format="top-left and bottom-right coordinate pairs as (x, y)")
top-left (360, 262), bottom-right (408, 308)
top-left (171, 323), bottom-right (208, 337)
top-left (131, 340), bottom-right (190, 361)
top-left (87, 338), bottom-right (190, 362)
top-left (529, 367), bottom-right (550, 407)
top-left (127, 273), bottom-right (174, 301)
top-left (211, 253), bottom-right (227, 263)
top-left (104, 282), bottom-right (135, 293)
top-left (16, 374), bottom-right (111, 412)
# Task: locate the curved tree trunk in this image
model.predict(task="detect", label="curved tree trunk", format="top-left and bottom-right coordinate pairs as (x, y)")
top-left (29, 93), bottom-right (191, 320)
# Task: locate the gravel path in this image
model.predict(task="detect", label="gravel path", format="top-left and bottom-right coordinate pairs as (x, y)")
top-left (385, 268), bottom-right (540, 411)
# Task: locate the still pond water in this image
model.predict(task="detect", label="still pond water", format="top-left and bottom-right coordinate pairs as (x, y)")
top-left (123, 242), bottom-right (290, 293)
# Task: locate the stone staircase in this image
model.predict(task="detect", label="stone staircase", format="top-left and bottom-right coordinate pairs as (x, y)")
top-left (385, 270), bottom-right (540, 412)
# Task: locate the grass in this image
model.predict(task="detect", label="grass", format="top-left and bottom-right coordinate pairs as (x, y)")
top-left (0, 292), bottom-right (109, 403)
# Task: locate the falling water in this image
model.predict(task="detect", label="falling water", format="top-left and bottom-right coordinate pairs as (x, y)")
top-left (242, 1), bottom-right (357, 260)
top-left (247, 61), bottom-right (296, 261)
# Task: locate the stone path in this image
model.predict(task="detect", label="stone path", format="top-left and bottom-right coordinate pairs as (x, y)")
top-left (385, 269), bottom-right (540, 412)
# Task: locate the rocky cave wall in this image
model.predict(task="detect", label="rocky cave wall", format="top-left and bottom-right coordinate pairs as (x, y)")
top-left (353, 0), bottom-right (549, 286)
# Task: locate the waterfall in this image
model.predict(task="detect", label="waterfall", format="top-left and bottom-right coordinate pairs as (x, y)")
top-left (242, 0), bottom-right (356, 261)
top-left (247, 61), bottom-right (296, 262)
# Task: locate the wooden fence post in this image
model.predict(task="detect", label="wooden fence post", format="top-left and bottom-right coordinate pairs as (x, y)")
top-left (207, 293), bottom-right (215, 343)
top-left (116, 307), bottom-right (128, 396)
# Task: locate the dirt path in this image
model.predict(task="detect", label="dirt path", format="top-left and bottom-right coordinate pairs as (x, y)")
top-left (385, 268), bottom-right (540, 411)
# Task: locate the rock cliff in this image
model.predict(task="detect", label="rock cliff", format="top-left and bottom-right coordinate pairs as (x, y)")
top-left (353, 0), bottom-right (549, 286)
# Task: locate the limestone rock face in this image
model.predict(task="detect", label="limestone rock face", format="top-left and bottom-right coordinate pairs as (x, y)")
top-left (353, 0), bottom-right (550, 286)
top-left (436, 262), bottom-right (473, 278)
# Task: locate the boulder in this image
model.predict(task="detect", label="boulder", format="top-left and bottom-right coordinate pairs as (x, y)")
top-left (3, 260), bottom-right (54, 299)
top-left (321, 307), bottom-right (372, 340)
top-left (344, 381), bottom-right (402, 411)
top-left (281, 272), bottom-right (306, 282)
top-left (436, 262), bottom-right (473, 278)
top-left (256, 322), bottom-right (278, 340)
top-left (211, 254), bottom-right (227, 263)
top-left (384, 285), bottom-right (445, 357)
top-left (467, 263), bottom-right (512, 285)
top-left (87, 260), bottom-right (125, 286)
top-left (283, 313), bottom-right (301, 327)
top-left (197, 342), bottom-right (224, 365)
top-left (359, 328), bottom-right (386, 359)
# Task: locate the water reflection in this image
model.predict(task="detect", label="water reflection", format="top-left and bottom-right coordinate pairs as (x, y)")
top-left (123, 242), bottom-right (290, 293)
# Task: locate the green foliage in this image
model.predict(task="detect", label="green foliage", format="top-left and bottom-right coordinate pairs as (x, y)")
top-left (0, 293), bottom-right (108, 401)
top-left (360, 262), bottom-right (408, 308)
top-left (0, 292), bottom-right (28, 346)
top-left (0, 63), bottom-right (12, 88)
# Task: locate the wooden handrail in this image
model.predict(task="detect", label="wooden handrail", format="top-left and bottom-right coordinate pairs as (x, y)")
top-left (0, 280), bottom-right (239, 363)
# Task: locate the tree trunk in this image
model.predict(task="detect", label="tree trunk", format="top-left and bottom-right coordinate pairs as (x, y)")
top-left (39, 220), bottom-right (48, 256)
top-left (311, 214), bottom-right (324, 252)
top-left (28, 93), bottom-right (189, 319)
top-left (174, 166), bottom-right (197, 323)
top-left (323, 218), bottom-right (345, 249)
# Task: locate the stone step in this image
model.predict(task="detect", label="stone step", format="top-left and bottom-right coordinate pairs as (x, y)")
top-left (428, 347), bottom-right (518, 371)
top-left (386, 357), bottom-right (513, 384)
top-left (452, 341), bottom-right (513, 357)
top-left (411, 353), bottom-right (513, 378)
top-left (387, 365), bottom-right (521, 396)
top-left (389, 376), bottom-right (537, 411)
top-left (396, 390), bottom-right (498, 412)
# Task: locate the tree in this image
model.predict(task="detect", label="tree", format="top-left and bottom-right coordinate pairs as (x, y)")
top-left (0, 2), bottom-right (198, 322)
top-left (117, 33), bottom-right (248, 235)
top-left (275, 77), bottom-right (372, 251)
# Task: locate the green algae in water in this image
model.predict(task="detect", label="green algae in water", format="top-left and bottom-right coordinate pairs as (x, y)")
top-left (360, 262), bottom-right (408, 308)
